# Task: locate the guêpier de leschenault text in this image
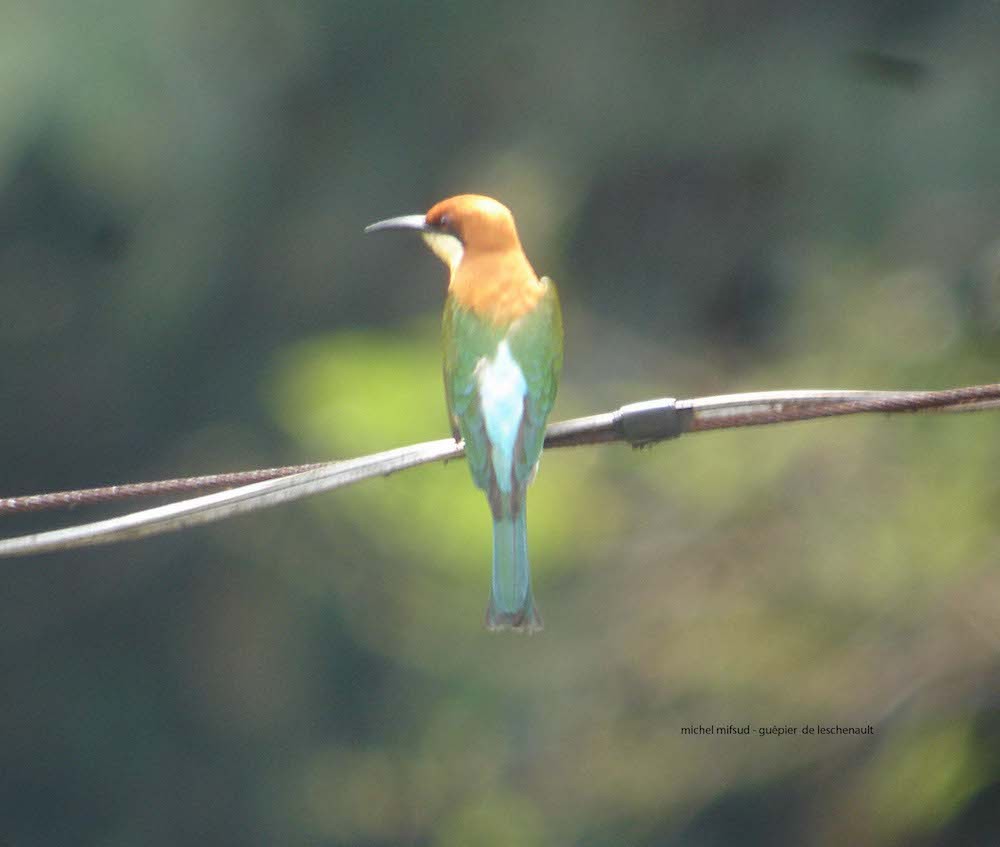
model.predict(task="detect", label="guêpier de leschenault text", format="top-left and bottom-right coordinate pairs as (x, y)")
top-left (681, 724), bottom-right (875, 737)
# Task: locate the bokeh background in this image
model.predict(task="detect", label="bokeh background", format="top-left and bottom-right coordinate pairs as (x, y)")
top-left (3, 1), bottom-right (1000, 844)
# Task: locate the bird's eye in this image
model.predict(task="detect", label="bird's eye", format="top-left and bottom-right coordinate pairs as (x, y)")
top-left (438, 213), bottom-right (452, 230)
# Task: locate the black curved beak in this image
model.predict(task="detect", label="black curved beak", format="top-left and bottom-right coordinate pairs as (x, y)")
top-left (364, 214), bottom-right (431, 234)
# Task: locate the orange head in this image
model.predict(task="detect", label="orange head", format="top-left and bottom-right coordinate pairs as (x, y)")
top-left (366, 194), bottom-right (543, 323)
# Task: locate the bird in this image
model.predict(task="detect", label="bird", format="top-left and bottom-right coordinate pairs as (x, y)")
top-left (366, 195), bottom-right (563, 632)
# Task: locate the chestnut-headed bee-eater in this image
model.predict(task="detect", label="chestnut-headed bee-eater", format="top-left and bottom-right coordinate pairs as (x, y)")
top-left (366, 195), bottom-right (563, 632)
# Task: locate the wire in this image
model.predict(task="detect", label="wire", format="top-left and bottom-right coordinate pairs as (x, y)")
top-left (0, 463), bottom-right (331, 515)
top-left (0, 381), bottom-right (997, 558)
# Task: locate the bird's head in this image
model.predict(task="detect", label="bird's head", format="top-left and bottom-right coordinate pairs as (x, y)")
top-left (366, 194), bottom-right (524, 273)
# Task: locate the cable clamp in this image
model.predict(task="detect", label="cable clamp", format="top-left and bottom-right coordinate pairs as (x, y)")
top-left (616, 398), bottom-right (688, 446)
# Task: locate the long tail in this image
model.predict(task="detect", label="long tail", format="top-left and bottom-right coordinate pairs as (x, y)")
top-left (486, 508), bottom-right (541, 632)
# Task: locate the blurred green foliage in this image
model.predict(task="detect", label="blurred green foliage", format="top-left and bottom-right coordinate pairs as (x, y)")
top-left (1, 1), bottom-right (999, 845)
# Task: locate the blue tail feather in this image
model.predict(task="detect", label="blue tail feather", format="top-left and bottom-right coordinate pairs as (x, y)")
top-left (486, 509), bottom-right (541, 632)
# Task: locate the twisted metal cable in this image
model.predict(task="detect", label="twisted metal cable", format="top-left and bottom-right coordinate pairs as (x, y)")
top-left (0, 381), bottom-right (997, 558)
top-left (0, 463), bottom-right (330, 515)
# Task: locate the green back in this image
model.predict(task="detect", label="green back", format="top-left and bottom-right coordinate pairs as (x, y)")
top-left (442, 277), bottom-right (563, 501)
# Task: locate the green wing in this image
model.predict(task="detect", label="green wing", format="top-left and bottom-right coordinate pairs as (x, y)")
top-left (442, 297), bottom-right (504, 494)
top-left (508, 277), bottom-right (563, 484)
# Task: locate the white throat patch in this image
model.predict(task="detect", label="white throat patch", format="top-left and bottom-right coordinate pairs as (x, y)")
top-left (421, 231), bottom-right (464, 272)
